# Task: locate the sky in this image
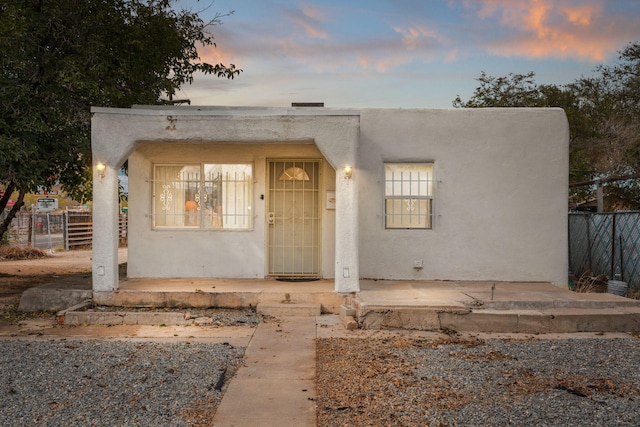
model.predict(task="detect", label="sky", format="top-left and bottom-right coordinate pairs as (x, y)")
top-left (173, 0), bottom-right (640, 108)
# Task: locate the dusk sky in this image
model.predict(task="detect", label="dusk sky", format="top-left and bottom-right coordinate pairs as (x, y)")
top-left (175, 0), bottom-right (640, 108)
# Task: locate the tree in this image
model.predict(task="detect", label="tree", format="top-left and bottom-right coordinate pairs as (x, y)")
top-left (452, 71), bottom-right (547, 108)
top-left (598, 41), bottom-right (640, 117)
top-left (568, 42), bottom-right (640, 209)
top-left (453, 41), bottom-right (640, 211)
top-left (0, 0), bottom-right (241, 242)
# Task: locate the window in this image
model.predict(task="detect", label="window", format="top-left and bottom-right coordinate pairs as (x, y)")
top-left (385, 164), bottom-right (433, 229)
top-left (153, 163), bottom-right (252, 230)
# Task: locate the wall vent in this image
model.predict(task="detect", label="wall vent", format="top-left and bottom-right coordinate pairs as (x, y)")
top-left (291, 102), bottom-right (324, 107)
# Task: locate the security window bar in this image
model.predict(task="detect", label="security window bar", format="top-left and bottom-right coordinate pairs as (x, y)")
top-left (153, 164), bottom-right (252, 230)
top-left (385, 164), bottom-right (433, 229)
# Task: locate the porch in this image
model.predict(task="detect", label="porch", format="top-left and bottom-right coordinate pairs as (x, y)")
top-left (85, 278), bottom-right (640, 333)
top-left (93, 277), bottom-right (344, 314)
top-left (16, 249), bottom-right (639, 333)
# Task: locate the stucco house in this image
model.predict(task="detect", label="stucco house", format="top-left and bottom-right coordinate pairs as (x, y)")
top-left (91, 106), bottom-right (569, 298)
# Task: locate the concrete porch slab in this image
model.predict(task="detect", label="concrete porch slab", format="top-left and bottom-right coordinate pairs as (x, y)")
top-left (17, 274), bottom-right (640, 333)
top-left (355, 280), bottom-right (640, 333)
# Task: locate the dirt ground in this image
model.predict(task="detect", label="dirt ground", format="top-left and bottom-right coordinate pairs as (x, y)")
top-left (0, 247), bottom-right (250, 339)
top-left (0, 248), bottom-right (127, 310)
top-left (315, 335), bottom-right (640, 426)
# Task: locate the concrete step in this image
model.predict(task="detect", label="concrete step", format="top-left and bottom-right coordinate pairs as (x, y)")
top-left (484, 298), bottom-right (640, 310)
top-left (62, 310), bottom-right (192, 326)
top-left (357, 305), bottom-right (640, 333)
top-left (257, 302), bottom-right (321, 317)
top-left (338, 303), bottom-right (359, 330)
top-left (19, 288), bottom-right (92, 313)
top-left (92, 290), bottom-right (343, 314)
top-left (57, 302), bottom-right (236, 326)
top-left (448, 307), bottom-right (640, 333)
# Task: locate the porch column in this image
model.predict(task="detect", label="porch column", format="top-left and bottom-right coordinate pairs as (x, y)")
top-left (335, 166), bottom-right (359, 292)
top-left (92, 163), bottom-right (120, 292)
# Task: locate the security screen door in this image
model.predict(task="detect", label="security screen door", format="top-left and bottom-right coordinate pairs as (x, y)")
top-left (267, 161), bottom-right (320, 277)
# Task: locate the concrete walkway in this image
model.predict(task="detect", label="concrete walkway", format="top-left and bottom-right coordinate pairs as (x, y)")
top-left (213, 317), bottom-right (317, 427)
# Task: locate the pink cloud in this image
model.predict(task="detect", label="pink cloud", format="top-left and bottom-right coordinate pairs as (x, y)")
top-left (393, 25), bottom-right (447, 50)
top-left (458, 0), bottom-right (621, 61)
top-left (196, 42), bottom-right (240, 66)
top-left (373, 46), bottom-right (456, 73)
top-left (286, 3), bottom-right (329, 40)
top-left (300, 3), bottom-right (324, 22)
top-left (489, 32), bottom-right (612, 61)
top-left (562, 4), bottom-right (599, 27)
top-left (363, 24), bottom-right (452, 71)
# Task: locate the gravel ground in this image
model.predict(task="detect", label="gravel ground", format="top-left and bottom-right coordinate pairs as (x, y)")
top-left (317, 335), bottom-right (640, 427)
top-left (0, 340), bottom-right (245, 426)
top-left (0, 309), bottom-right (259, 427)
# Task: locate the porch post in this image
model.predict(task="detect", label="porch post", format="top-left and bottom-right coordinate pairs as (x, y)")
top-left (335, 166), bottom-right (359, 292)
top-left (92, 163), bottom-right (120, 292)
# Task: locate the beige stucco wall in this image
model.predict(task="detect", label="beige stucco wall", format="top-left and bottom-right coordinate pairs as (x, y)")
top-left (92, 106), bottom-right (568, 292)
top-left (357, 108), bottom-right (569, 286)
top-left (128, 143), bottom-right (336, 278)
top-left (91, 107), bottom-right (360, 292)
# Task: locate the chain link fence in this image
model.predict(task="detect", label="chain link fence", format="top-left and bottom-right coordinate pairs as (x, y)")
top-left (569, 212), bottom-right (640, 290)
top-left (2, 211), bottom-right (64, 250)
top-left (2, 208), bottom-right (127, 251)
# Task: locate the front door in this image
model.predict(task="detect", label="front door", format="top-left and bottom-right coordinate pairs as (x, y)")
top-left (267, 160), bottom-right (320, 277)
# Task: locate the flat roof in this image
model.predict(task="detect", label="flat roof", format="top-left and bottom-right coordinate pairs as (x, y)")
top-left (91, 105), bottom-right (361, 117)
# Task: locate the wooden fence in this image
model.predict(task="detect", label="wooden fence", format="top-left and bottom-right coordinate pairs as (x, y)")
top-left (66, 210), bottom-right (92, 248)
top-left (65, 209), bottom-right (128, 249)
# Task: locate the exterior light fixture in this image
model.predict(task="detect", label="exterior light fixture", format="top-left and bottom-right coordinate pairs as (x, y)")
top-left (96, 162), bottom-right (106, 178)
top-left (344, 165), bottom-right (353, 179)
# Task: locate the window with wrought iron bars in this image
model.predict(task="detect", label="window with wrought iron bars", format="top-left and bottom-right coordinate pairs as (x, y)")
top-left (152, 163), bottom-right (253, 230)
top-left (384, 163), bottom-right (433, 229)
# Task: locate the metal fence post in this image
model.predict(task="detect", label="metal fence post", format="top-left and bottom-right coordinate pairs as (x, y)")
top-left (586, 214), bottom-right (592, 272)
top-left (611, 213), bottom-right (616, 279)
top-left (30, 204), bottom-right (36, 248)
top-left (64, 208), bottom-right (69, 251)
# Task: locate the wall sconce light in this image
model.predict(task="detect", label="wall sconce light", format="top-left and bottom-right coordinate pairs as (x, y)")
top-left (96, 162), bottom-right (106, 178)
top-left (344, 165), bottom-right (353, 179)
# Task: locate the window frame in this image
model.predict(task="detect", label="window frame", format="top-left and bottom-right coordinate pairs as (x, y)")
top-left (384, 163), bottom-right (434, 230)
top-left (151, 162), bottom-right (254, 231)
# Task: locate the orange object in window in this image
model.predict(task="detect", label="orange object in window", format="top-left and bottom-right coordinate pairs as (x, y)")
top-left (185, 200), bottom-right (198, 225)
